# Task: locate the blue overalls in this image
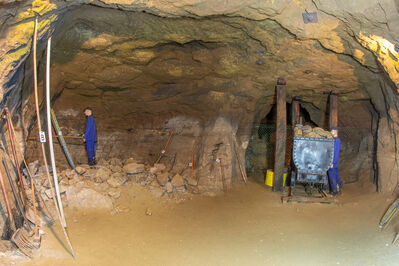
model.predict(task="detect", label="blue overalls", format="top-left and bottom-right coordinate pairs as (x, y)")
top-left (328, 137), bottom-right (342, 194)
top-left (84, 115), bottom-right (97, 164)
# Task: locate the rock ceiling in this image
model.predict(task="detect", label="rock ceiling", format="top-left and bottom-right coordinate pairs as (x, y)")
top-left (1, 1), bottom-right (398, 124)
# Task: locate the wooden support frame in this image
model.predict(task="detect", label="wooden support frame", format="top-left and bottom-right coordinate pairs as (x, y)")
top-left (273, 77), bottom-right (287, 191)
top-left (291, 99), bottom-right (300, 127)
top-left (329, 93), bottom-right (338, 130)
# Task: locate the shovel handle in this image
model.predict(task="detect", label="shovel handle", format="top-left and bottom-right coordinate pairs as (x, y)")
top-left (154, 131), bottom-right (174, 165)
top-left (2, 160), bottom-right (24, 218)
top-left (163, 131), bottom-right (174, 151)
top-left (179, 137), bottom-right (201, 175)
top-left (4, 108), bottom-right (28, 206)
top-left (7, 112), bottom-right (40, 235)
top-left (0, 170), bottom-right (14, 229)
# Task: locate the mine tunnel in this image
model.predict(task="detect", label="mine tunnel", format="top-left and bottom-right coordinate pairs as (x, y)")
top-left (247, 102), bottom-right (320, 183)
top-left (1, 1), bottom-right (399, 265)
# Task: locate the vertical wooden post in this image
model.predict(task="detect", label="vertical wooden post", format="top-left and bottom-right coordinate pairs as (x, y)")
top-left (291, 99), bottom-right (300, 127)
top-left (273, 77), bottom-right (287, 191)
top-left (329, 93), bottom-right (338, 130)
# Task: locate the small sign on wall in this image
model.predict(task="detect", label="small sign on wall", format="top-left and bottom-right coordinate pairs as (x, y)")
top-left (302, 12), bottom-right (318, 24)
top-left (39, 131), bottom-right (46, 143)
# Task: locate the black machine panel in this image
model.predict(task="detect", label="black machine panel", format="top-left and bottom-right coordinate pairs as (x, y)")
top-left (292, 137), bottom-right (334, 184)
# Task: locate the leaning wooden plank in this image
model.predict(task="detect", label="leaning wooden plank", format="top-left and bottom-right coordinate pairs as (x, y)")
top-left (232, 134), bottom-right (247, 184)
top-left (282, 195), bottom-right (339, 205)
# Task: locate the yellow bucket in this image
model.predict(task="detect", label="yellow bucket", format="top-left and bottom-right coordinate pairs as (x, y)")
top-left (283, 173), bottom-right (287, 187)
top-left (265, 170), bottom-right (274, 187)
top-left (265, 170), bottom-right (287, 188)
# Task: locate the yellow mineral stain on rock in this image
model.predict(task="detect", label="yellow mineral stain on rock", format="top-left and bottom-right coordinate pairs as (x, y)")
top-left (0, 11), bottom-right (57, 94)
top-left (358, 32), bottom-right (399, 86)
top-left (163, 33), bottom-right (191, 44)
top-left (110, 40), bottom-right (157, 52)
top-left (127, 50), bottom-right (156, 63)
top-left (18, 0), bottom-right (57, 21)
top-left (353, 49), bottom-right (366, 64)
top-left (168, 66), bottom-right (183, 77)
top-left (318, 32), bottom-right (345, 54)
top-left (209, 91), bottom-right (225, 101)
top-left (82, 34), bottom-right (116, 50)
top-left (215, 56), bottom-right (240, 76)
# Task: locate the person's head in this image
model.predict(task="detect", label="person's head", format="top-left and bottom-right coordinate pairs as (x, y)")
top-left (84, 107), bottom-right (93, 117)
top-left (331, 128), bottom-right (339, 138)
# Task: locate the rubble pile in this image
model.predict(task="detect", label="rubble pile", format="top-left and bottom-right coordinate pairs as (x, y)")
top-left (24, 157), bottom-right (200, 211)
top-left (294, 125), bottom-right (333, 139)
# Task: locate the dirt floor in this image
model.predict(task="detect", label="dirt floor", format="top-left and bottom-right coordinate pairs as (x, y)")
top-left (6, 178), bottom-right (399, 266)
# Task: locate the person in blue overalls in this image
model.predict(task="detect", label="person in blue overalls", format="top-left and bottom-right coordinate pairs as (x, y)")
top-left (83, 107), bottom-right (97, 165)
top-left (328, 128), bottom-right (342, 195)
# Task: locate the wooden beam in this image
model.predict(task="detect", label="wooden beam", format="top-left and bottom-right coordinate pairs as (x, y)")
top-left (273, 77), bottom-right (287, 191)
top-left (291, 99), bottom-right (300, 127)
top-left (329, 94), bottom-right (338, 130)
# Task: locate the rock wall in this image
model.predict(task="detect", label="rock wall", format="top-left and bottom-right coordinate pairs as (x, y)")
top-left (1, 0), bottom-right (399, 192)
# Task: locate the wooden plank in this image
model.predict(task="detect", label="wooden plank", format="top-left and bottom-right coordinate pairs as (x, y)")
top-left (329, 94), bottom-right (338, 130)
top-left (273, 77), bottom-right (287, 191)
top-left (282, 195), bottom-right (338, 204)
top-left (232, 135), bottom-right (248, 184)
top-left (291, 100), bottom-right (300, 127)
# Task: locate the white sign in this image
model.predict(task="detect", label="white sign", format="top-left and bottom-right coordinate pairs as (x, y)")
top-left (39, 131), bottom-right (46, 143)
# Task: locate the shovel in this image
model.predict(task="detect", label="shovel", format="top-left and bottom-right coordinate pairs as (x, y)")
top-left (3, 108), bottom-right (28, 205)
top-left (4, 111), bottom-right (41, 235)
top-left (3, 160), bottom-right (46, 235)
top-left (0, 170), bottom-right (36, 257)
top-left (20, 159), bottom-right (54, 225)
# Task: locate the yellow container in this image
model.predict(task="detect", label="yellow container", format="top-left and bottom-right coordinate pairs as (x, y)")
top-left (265, 170), bottom-right (287, 188)
top-left (283, 173), bottom-right (287, 188)
top-left (265, 170), bottom-right (274, 187)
